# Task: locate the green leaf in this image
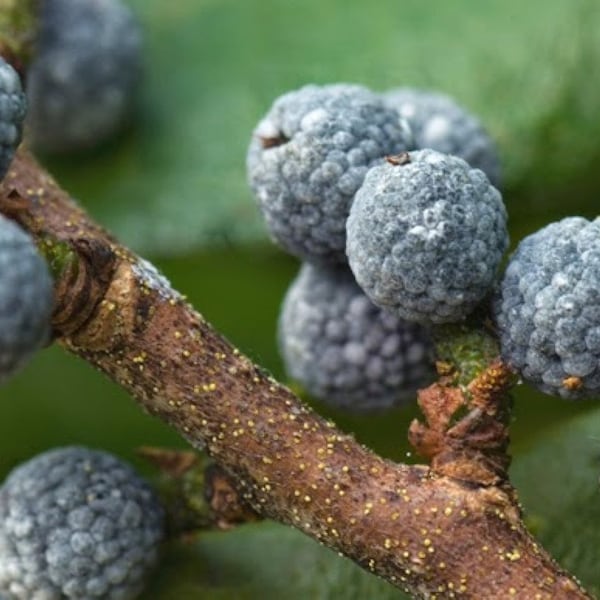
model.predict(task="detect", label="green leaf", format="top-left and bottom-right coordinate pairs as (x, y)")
top-left (511, 405), bottom-right (600, 597)
top-left (144, 522), bottom-right (408, 600)
top-left (37, 0), bottom-right (600, 255)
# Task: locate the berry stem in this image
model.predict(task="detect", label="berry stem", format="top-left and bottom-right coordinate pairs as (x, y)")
top-left (408, 320), bottom-right (517, 486)
top-left (0, 149), bottom-right (592, 600)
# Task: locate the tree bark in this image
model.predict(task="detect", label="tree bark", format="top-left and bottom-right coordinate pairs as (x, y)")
top-left (0, 150), bottom-right (592, 600)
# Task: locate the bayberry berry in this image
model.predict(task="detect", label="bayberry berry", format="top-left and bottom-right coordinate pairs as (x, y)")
top-left (346, 149), bottom-right (508, 325)
top-left (278, 263), bottom-right (433, 412)
top-left (247, 83), bottom-right (414, 264)
top-left (494, 216), bottom-right (600, 399)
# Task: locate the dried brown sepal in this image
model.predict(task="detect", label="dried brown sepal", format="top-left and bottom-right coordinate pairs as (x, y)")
top-left (409, 360), bottom-right (514, 486)
top-left (204, 463), bottom-right (261, 530)
top-left (138, 446), bottom-right (199, 478)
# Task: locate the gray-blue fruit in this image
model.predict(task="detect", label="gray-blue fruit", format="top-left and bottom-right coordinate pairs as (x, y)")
top-left (278, 263), bottom-right (433, 412)
top-left (0, 446), bottom-right (164, 599)
top-left (494, 217), bottom-right (600, 399)
top-left (346, 149), bottom-right (508, 325)
top-left (0, 58), bottom-right (26, 179)
top-left (383, 87), bottom-right (501, 187)
top-left (0, 214), bottom-right (53, 383)
top-left (247, 83), bottom-right (414, 265)
top-left (26, 0), bottom-right (143, 153)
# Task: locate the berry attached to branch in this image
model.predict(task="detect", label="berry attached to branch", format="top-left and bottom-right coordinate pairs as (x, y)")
top-left (0, 56), bottom-right (25, 179)
top-left (494, 216), bottom-right (600, 399)
top-left (346, 149), bottom-right (508, 325)
top-left (278, 262), bottom-right (433, 412)
top-left (0, 213), bottom-right (53, 383)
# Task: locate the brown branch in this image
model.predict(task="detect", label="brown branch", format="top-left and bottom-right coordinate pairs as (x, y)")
top-left (0, 150), bottom-right (592, 599)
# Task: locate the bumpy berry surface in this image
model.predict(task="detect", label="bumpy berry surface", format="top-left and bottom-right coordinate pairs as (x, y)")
top-left (346, 149), bottom-right (508, 325)
top-left (383, 87), bottom-right (501, 187)
top-left (0, 446), bottom-right (164, 599)
top-left (0, 58), bottom-right (26, 179)
top-left (247, 83), bottom-right (414, 264)
top-left (494, 217), bottom-right (600, 399)
top-left (0, 214), bottom-right (53, 383)
top-left (26, 0), bottom-right (143, 153)
top-left (278, 263), bottom-right (433, 412)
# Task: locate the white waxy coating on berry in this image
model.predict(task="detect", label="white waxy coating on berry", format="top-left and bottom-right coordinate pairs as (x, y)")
top-left (346, 149), bottom-right (508, 325)
top-left (26, 0), bottom-right (142, 153)
top-left (0, 446), bottom-right (164, 599)
top-left (383, 88), bottom-right (501, 187)
top-left (0, 215), bottom-right (53, 383)
top-left (247, 83), bottom-right (414, 265)
top-left (494, 217), bottom-right (600, 399)
top-left (278, 263), bottom-right (433, 412)
top-left (0, 58), bottom-right (26, 180)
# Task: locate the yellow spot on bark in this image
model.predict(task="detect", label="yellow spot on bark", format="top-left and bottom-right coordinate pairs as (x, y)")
top-left (506, 549), bottom-right (521, 561)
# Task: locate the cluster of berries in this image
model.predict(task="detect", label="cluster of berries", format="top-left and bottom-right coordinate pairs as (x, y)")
top-left (248, 82), bottom-right (600, 407)
top-left (0, 446), bottom-right (164, 599)
top-left (247, 83), bottom-right (506, 411)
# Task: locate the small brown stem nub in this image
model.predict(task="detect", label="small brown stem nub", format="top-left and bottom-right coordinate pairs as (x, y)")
top-left (386, 152), bottom-right (411, 166)
top-left (259, 133), bottom-right (289, 148)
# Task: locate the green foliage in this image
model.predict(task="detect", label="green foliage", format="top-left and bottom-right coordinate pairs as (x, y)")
top-left (1, 0), bottom-right (600, 597)
top-left (40, 0), bottom-right (600, 255)
top-left (512, 406), bottom-right (600, 598)
top-left (150, 523), bottom-right (407, 600)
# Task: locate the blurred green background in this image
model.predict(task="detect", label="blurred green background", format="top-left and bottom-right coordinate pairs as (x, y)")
top-left (2, 0), bottom-right (600, 597)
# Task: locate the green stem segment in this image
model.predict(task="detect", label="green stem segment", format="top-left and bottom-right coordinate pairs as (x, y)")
top-left (431, 318), bottom-right (505, 388)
